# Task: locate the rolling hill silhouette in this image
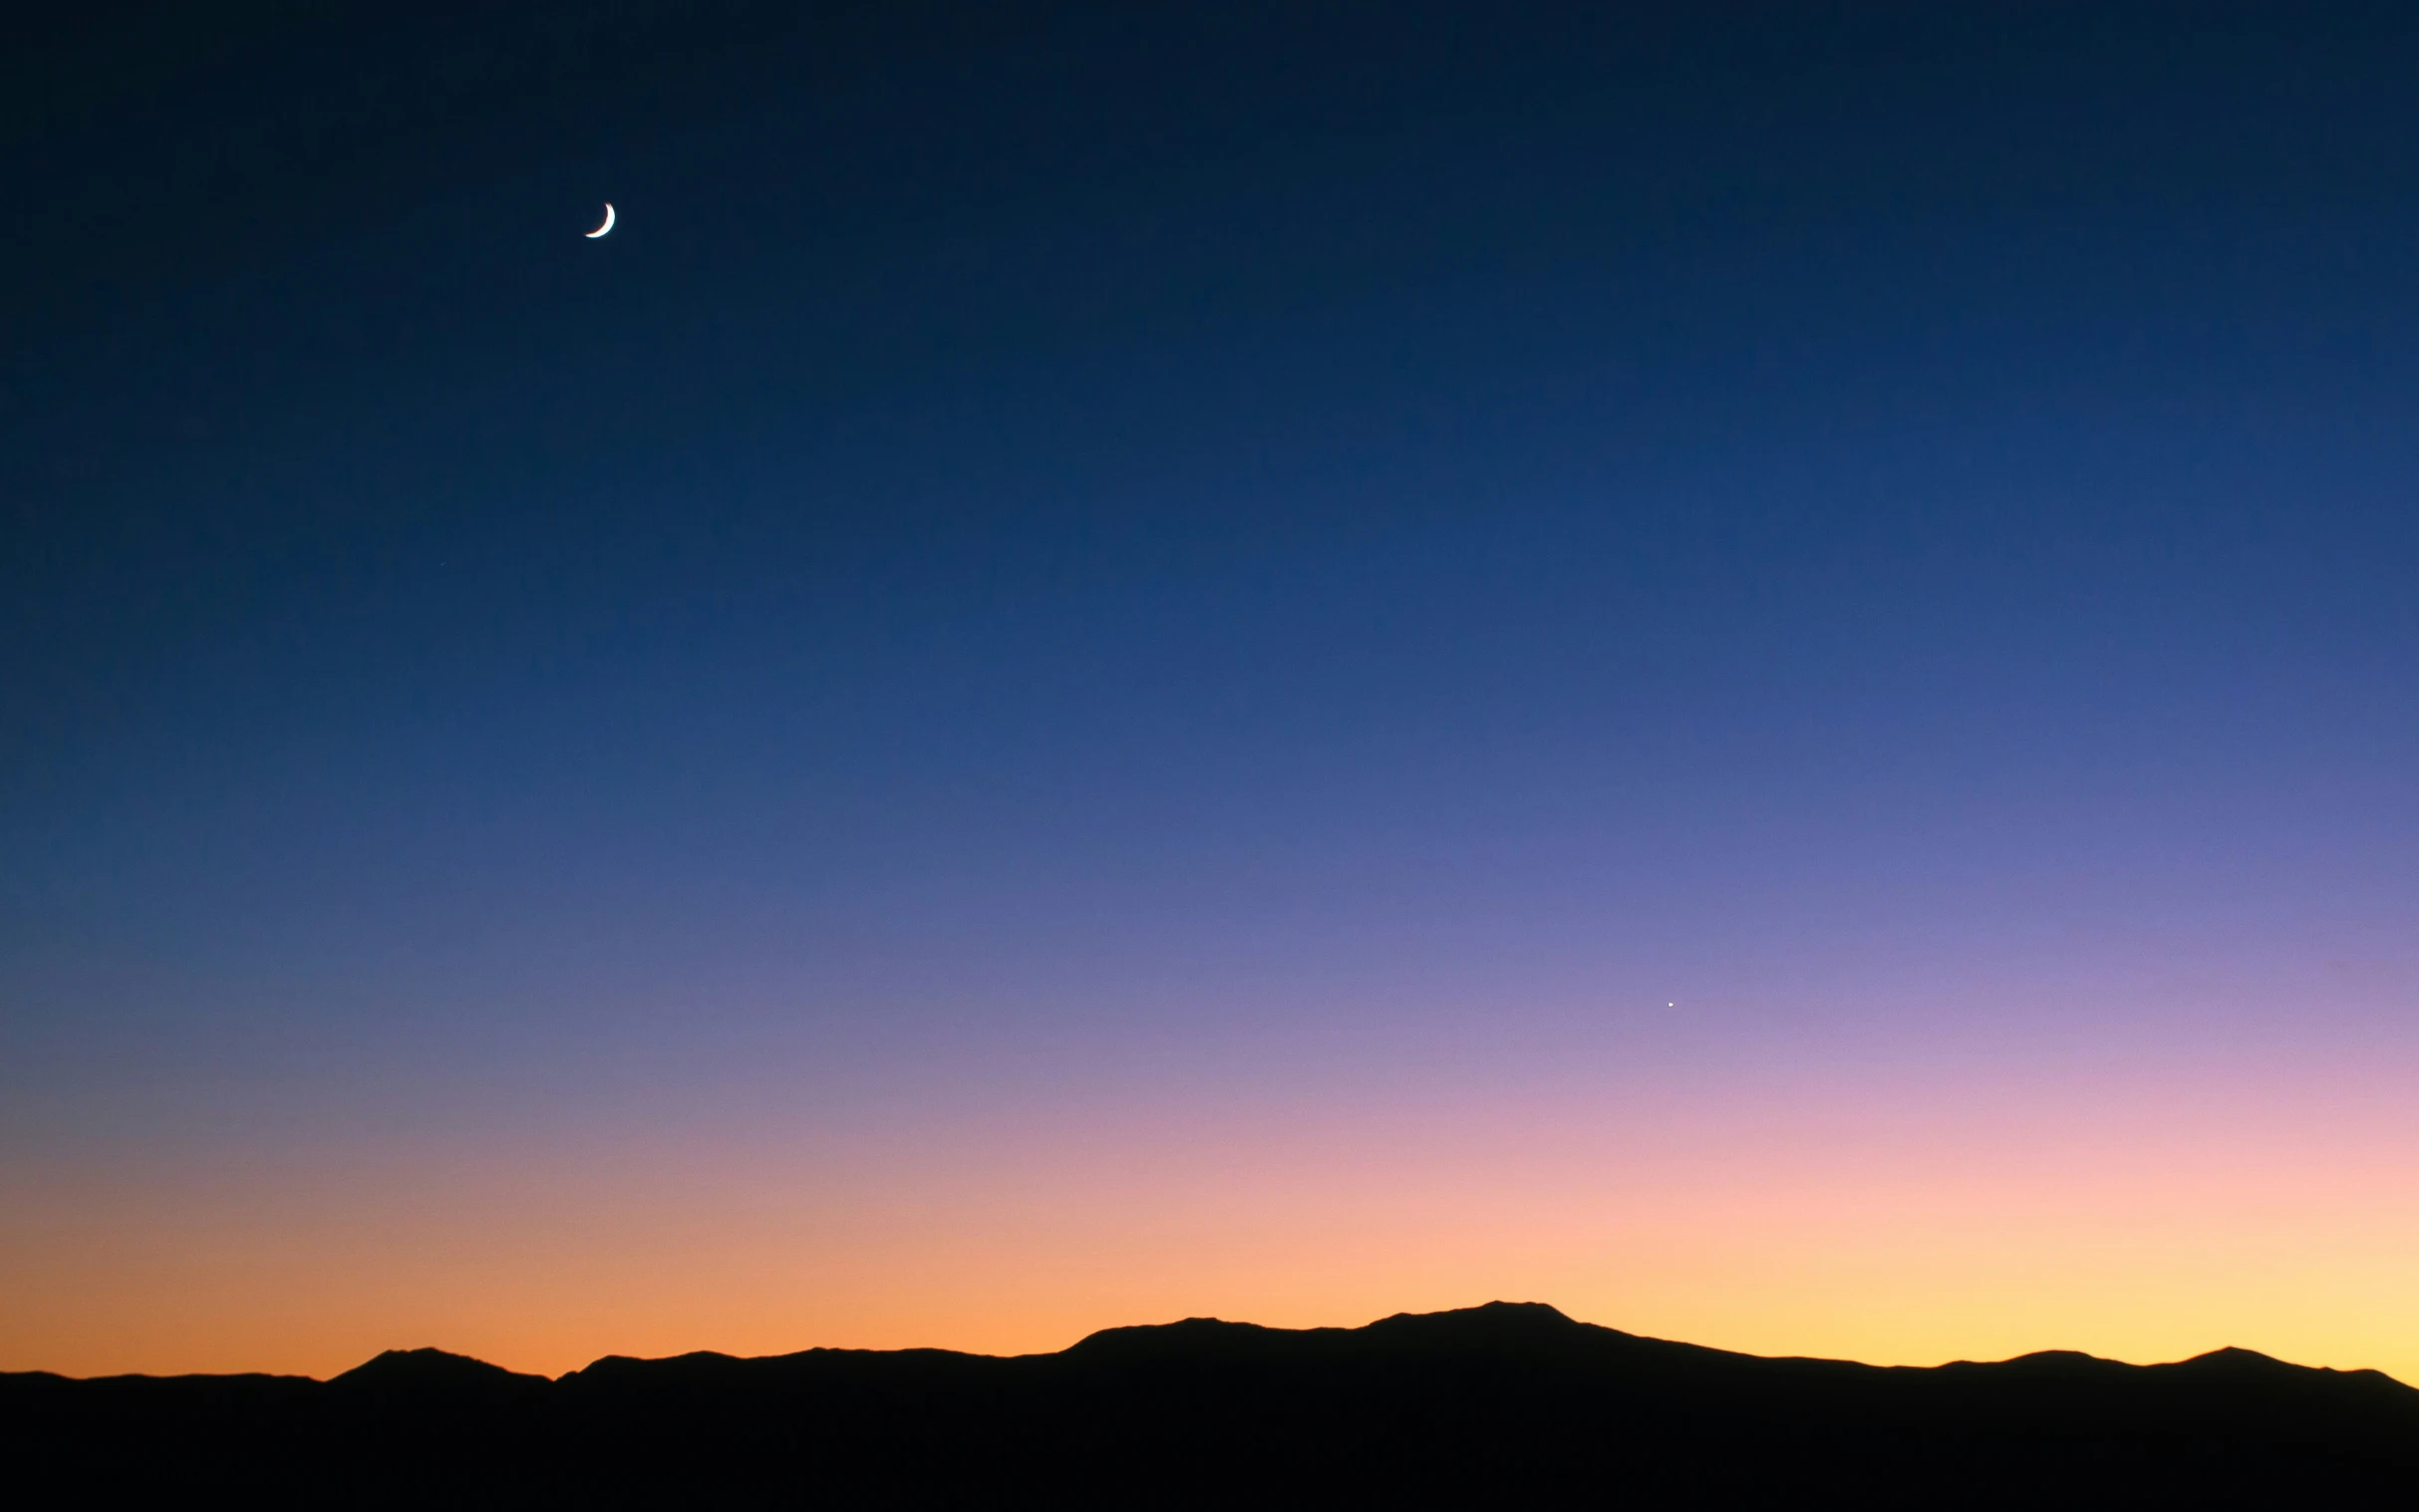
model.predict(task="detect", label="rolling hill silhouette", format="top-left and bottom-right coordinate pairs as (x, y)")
top-left (7, 1303), bottom-right (2413, 1502)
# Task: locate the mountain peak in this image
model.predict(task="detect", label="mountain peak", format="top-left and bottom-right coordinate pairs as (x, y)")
top-left (1061, 1315), bottom-right (1280, 1360)
top-left (2170, 1347), bottom-right (2297, 1375)
top-left (1363, 1300), bottom-right (1594, 1342)
top-left (1379, 1300), bottom-right (1577, 1327)
top-left (331, 1348), bottom-right (548, 1390)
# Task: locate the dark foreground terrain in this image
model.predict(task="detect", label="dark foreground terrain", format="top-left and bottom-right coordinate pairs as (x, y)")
top-left (7, 1303), bottom-right (2414, 1504)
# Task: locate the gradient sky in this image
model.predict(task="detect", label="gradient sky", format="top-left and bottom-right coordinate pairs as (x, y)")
top-left (6, 1), bottom-right (2418, 1381)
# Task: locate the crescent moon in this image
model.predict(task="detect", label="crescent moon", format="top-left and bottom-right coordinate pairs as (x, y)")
top-left (585, 203), bottom-right (616, 238)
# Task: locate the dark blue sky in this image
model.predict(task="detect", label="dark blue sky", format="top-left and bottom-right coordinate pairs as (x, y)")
top-left (6, 2), bottom-right (2419, 1375)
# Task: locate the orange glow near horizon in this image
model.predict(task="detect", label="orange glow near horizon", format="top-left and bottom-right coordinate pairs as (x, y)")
top-left (9, 1052), bottom-right (2415, 1385)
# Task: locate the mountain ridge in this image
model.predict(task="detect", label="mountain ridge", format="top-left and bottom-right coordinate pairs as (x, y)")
top-left (30, 1300), bottom-right (2373, 1388)
top-left (9, 1302), bottom-right (2414, 1502)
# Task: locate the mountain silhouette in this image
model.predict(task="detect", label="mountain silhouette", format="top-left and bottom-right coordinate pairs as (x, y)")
top-left (7, 1303), bottom-right (2414, 1504)
top-left (331, 1347), bottom-right (551, 1394)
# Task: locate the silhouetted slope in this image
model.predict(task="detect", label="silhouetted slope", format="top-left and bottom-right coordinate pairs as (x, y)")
top-left (7, 1303), bottom-right (2415, 1504)
top-left (331, 1347), bottom-right (550, 1394)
